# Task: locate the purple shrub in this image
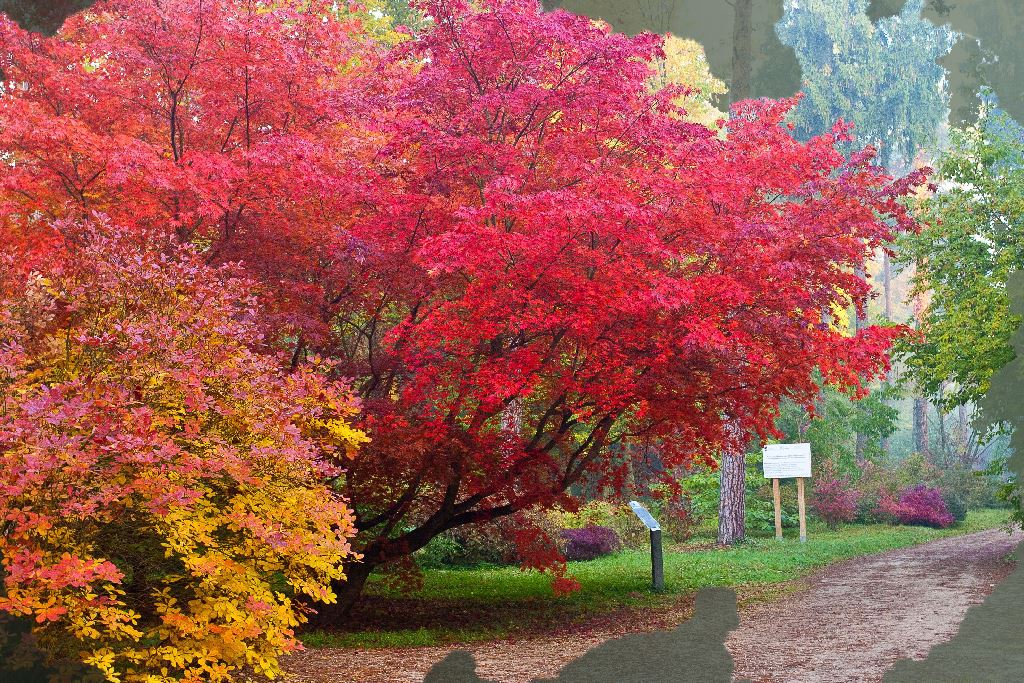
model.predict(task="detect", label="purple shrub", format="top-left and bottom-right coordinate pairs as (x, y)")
top-left (560, 524), bottom-right (622, 561)
top-left (878, 485), bottom-right (955, 529)
top-left (811, 476), bottom-right (861, 529)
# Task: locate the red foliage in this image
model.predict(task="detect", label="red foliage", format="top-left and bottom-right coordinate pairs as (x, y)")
top-left (878, 485), bottom-right (955, 529)
top-left (0, 0), bottom-right (390, 339)
top-left (811, 475), bottom-right (861, 529)
top-left (0, 0), bottom-right (928, 602)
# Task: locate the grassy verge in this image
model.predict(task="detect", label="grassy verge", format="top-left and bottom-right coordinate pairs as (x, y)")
top-left (302, 509), bottom-right (1013, 649)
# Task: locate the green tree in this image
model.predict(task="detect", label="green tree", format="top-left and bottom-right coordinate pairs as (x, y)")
top-left (976, 271), bottom-right (1024, 524)
top-left (777, 0), bottom-right (955, 173)
top-left (778, 0), bottom-right (956, 464)
top-left (897, 100), bottom-right (1024, 409)
top-left (775, 384), bottom-right (899, 474)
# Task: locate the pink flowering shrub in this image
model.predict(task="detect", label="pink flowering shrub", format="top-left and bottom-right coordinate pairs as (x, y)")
top-left (811, 475), bottom-right (861, 529)
top-left (878, 485), bottom-right (955, 528)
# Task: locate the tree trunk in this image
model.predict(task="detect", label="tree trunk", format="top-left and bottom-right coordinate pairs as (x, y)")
top-left (731, 0), bottom-right (753, 103)
top-left (937, 406), bottom-right (949, 467)
top-left (309, 559), bottom-right (376, 627)
top-left (879, 251), bottom-right (893, 456)
top-left (911, 271), bottom-right (931, 462)
top-left (882, 252), bottom-right (893, 321)
top-left (716, 0), bottom-right (757, 544)
top-left (936, 383), bottom-right (949, 467)
top-left (913, 395), bottom-right (930, 460)
top-left (717, 448), bottom-right (746, 545)
top-left (854, 263), bottom-right (868, 464)
top-left (855, 431), bottom-right (868, 465)
top-left (716, 0), bottom-right (752, 546)
top-left (958, 404), bottom-right (970, 466)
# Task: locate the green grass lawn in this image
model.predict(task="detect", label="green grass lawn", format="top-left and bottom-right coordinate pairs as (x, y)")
top-left (302, 509), bottom-right (1014, 649)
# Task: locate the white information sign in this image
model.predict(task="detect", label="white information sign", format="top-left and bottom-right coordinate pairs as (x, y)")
top-left (762, 443), bottom-right (812, 479)
top-left (628, 501), bottom-right (661, 531)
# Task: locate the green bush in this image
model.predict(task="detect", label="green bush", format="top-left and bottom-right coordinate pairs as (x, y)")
top-left (942, 490), bottom-right (969, 522)
top-left (673, 454), bottom-right (800, 535)
top-left (744, 451), bottom-right (798, 532)
top-left (415, 532), bottom-right (472, 569)
top-left (549, 501), bottom-right (652, 549)
top-left (937, 466), bottom-right (1001, 510)
top-left (679, 467), bottom-right (721, 524)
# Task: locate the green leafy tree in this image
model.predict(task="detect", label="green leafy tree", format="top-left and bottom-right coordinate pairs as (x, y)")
top-left (775, 384), bottom-right (899, 474)
top-left (778, 0), bottom-right (959, 465)
top-left (976, 270), bottom-right (1024, 523)
top-left (897, 100), bottom-right (1024, 409)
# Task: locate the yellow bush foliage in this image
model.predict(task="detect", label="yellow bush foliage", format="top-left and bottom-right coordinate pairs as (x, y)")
top-left (0, 226), bottom-right (366, 682)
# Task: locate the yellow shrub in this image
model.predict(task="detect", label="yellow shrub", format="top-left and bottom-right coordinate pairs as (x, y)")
top-left (0, 227), bottom-right (365, 682)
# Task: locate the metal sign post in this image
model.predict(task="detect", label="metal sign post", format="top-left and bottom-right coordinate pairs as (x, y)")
top-left (628, 500), bottom-right (664, 592)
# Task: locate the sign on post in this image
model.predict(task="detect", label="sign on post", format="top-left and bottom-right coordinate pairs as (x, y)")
top-left (628, 501), bottom-right (664, 592)
top-left (628, 500), bottom-right (660, 531)
top-left (762, 443), bottom-right (812, 478)
top-left (762, 443), bottom-right (812, 543)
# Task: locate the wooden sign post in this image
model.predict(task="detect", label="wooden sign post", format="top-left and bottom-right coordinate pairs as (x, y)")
top-left (797, 477), bottom-right (807, 543)
top-left (772, 477), bottom-right (783, 540)
top-left (629, 501), bottom-right (664, 592)
top-left (762, 443), bottom-right (812, 543)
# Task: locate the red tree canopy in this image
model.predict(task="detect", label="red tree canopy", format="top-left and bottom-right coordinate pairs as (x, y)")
top-left (0, 0), bottom-right (927, 601)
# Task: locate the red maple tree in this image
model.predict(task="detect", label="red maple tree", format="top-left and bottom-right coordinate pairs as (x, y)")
top-left (0, 0), bottom-right (927, 616)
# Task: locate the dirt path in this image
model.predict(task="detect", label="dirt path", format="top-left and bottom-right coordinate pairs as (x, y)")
top-left (284, 528), bottom-right (1021, 683)
top-left (728, 527), bottom-right (1021, 682)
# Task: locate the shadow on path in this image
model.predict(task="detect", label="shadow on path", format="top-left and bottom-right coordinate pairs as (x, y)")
top-left (425, 588), bottom-right (751, 683)
top-left (883, 539), bottom-right (1024, 682)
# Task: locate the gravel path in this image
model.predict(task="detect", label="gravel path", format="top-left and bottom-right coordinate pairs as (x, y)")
top-left (284, 527), bottom-right (1021, 683)
top-left (727, 527), bottom-right (1022, 682)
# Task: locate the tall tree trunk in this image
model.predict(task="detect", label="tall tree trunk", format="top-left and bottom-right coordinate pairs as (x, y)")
top-left (854, 264), bottom-right (869, 464)
top-left (936, 383), bottom-right (949, 467)
top-left (913, 396), bottom-right (930, 460)
top-left (855, 427), bottom-right (868, 465)
top-left (731, 0), bottom-right (753, 102)
top-left (717, 447), bottom-right (746, 545)
top-left (937, 409), bottom-right (949, 467)
top-left (880, 250), bottom-right (894, 456)
top-left (715, 0), bottom-right (754, 547)
top-left (958, 403), bottom-right (970, 466)
top-left (882, 252), bottom-right (893, 321)
top-left (911, 265), bottom-right (931, 462)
